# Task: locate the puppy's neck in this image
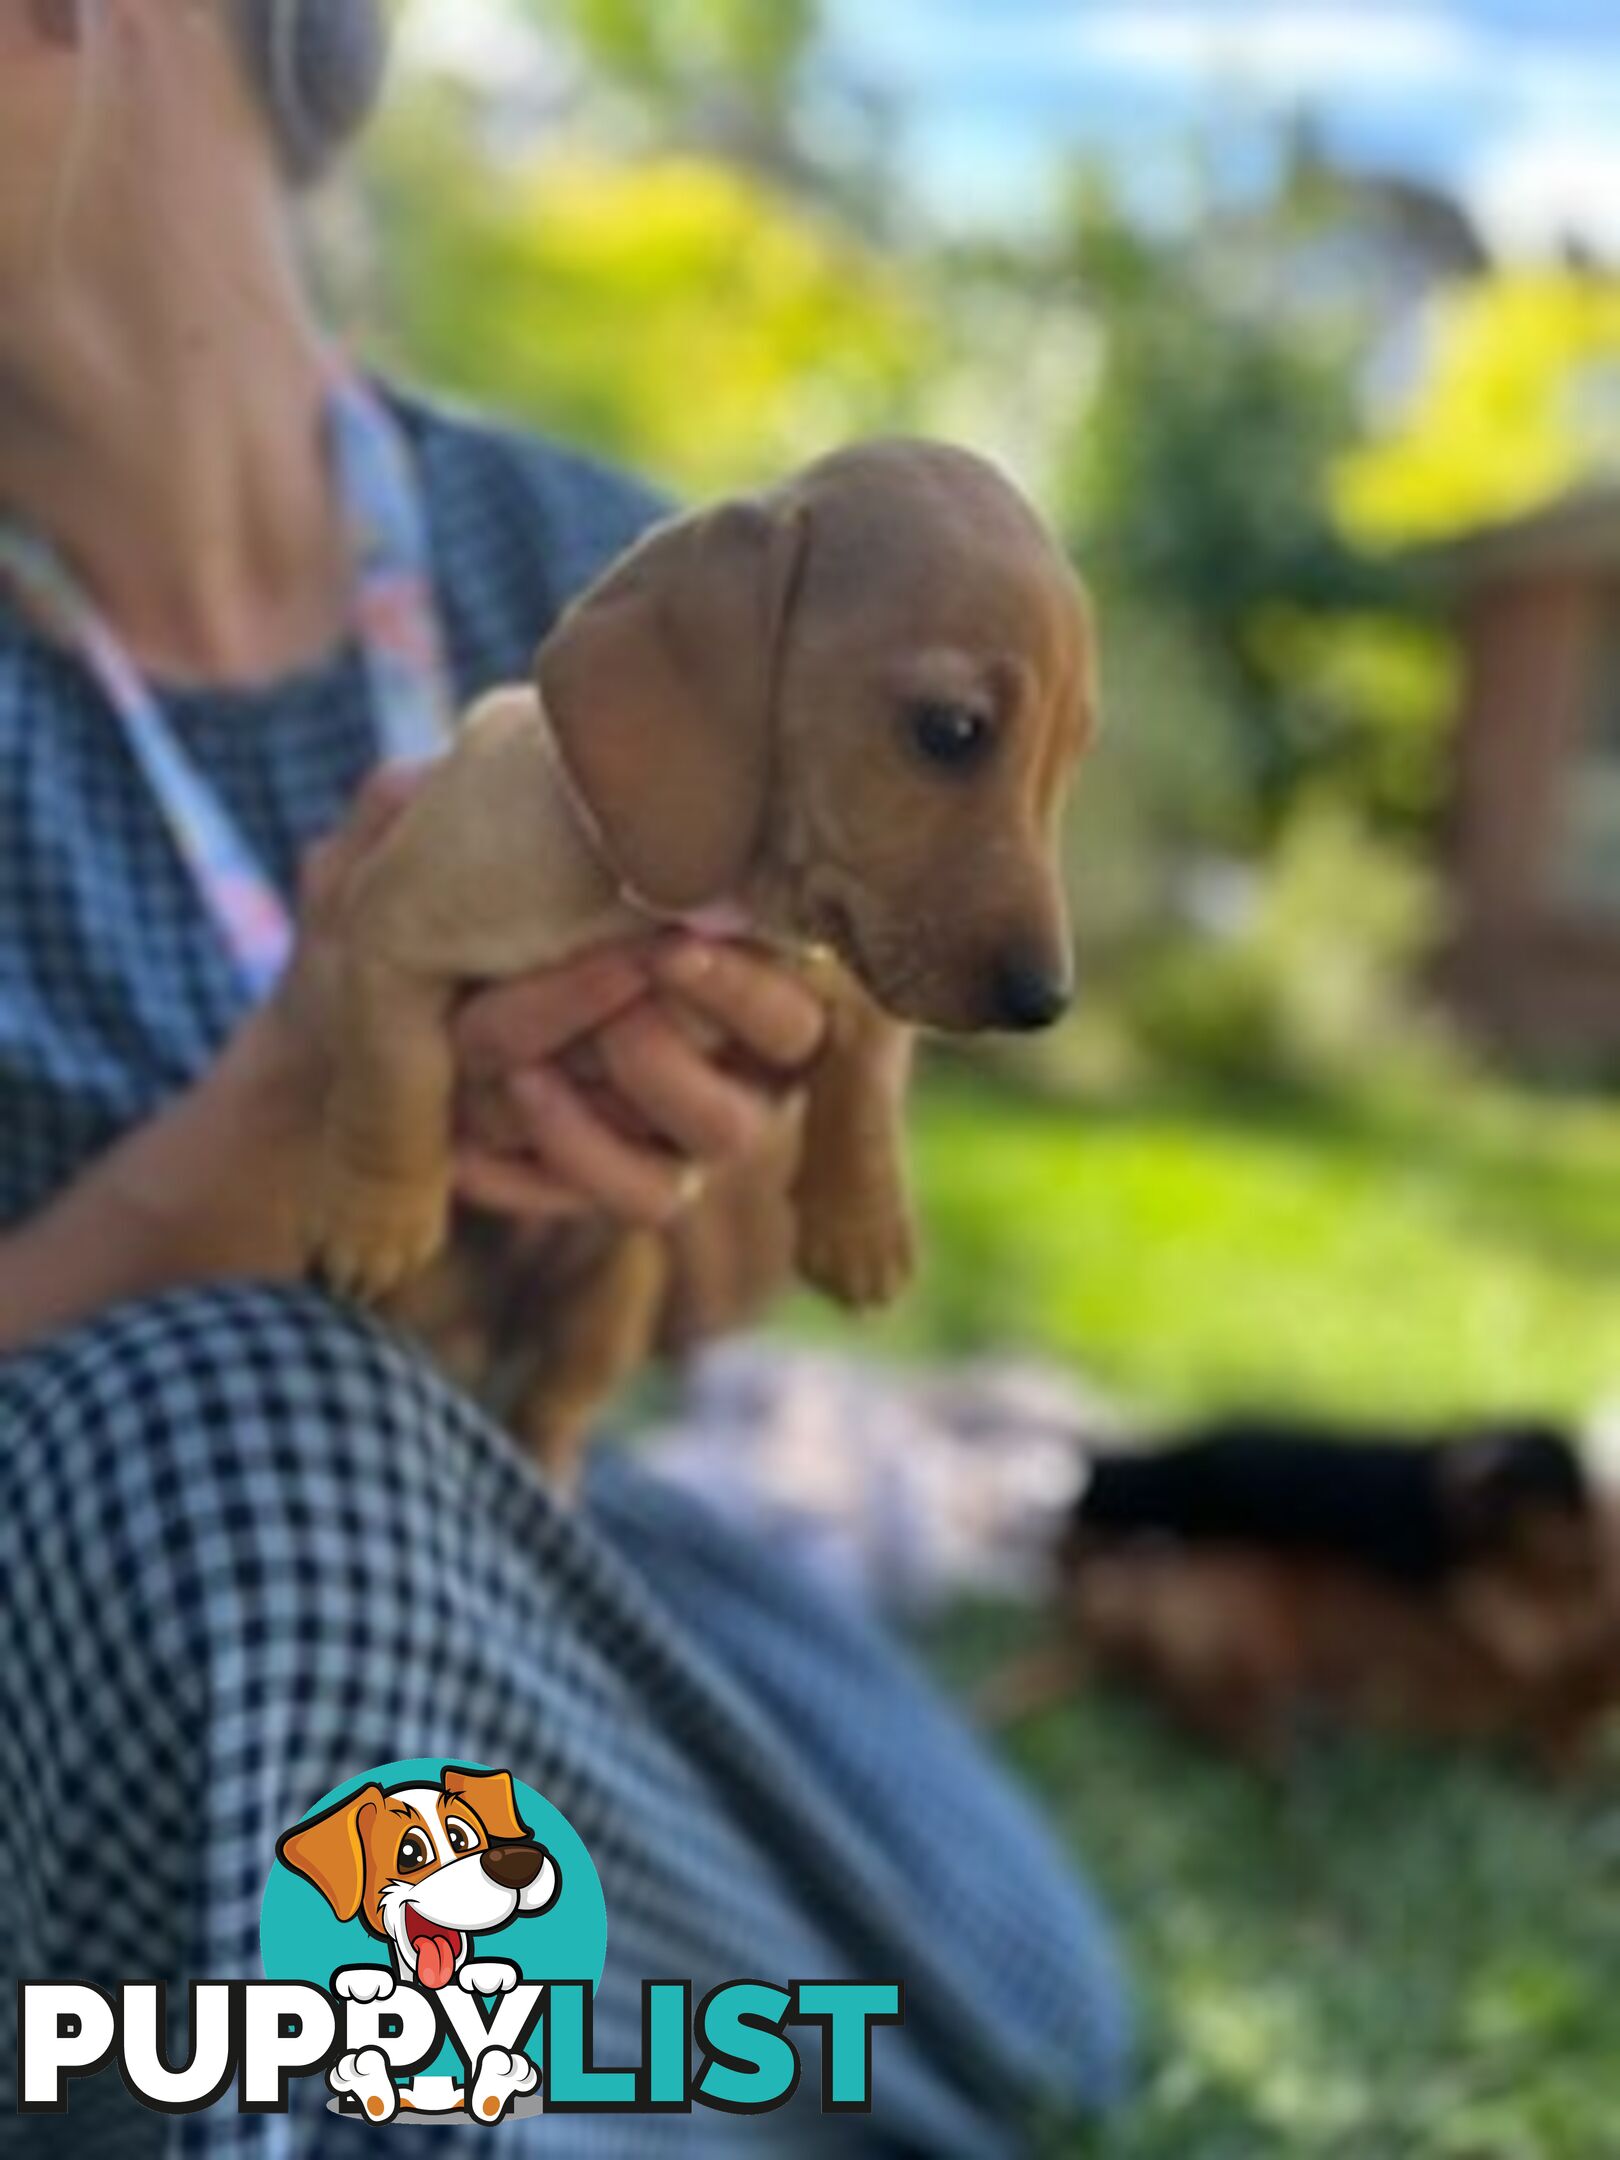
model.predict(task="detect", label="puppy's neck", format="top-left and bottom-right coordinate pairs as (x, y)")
top-left (531, 700), bottom-right (841, 974)
top-left (535, 702), bottom-right (777, 945)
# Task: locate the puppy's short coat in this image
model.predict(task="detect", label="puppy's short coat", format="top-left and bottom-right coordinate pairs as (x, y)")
top-left (1055, 1529), bottom-right (1620, 1773)
top-left (301, 441), bottom-right (1094, 1478)
top-left (1073, 1419), bottom-right (1591, 1583)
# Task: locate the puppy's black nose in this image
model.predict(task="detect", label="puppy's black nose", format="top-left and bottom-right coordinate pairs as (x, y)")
top-left (992, 956), bottom-right (1071, 1032)
top-left (481, 1842), bottom-right (544, 1891)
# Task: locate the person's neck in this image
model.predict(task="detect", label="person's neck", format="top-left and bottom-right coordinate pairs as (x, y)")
top-left (0, 219), bottom-right (349, 688)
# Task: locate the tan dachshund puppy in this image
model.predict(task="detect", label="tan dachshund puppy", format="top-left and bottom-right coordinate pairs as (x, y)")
top-left (302, 441), bottom-right (1095, 1480)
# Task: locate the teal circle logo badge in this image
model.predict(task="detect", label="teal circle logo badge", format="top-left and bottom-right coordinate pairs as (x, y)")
top-left (261, 1759), bottom-right (606, 2124)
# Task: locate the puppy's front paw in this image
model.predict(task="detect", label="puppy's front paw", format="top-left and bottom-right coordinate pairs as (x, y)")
top-left (797, 1197), bottom-right (916, 1310)
top-left (329, 2046), bottom-right (399, 2121)
top-left (334, 1967), bottom-right (397, 2005)
top-left (459, 1960), bottom-right (521, 1998)
top-left (469, 2046), bottom-right (538, 2125)
top-left (307, 1163), bottom-right (449, 1301)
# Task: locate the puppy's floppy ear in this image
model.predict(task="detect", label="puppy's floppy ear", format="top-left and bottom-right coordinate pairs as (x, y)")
top-left (442, 1765), bottom-right (531, 1845)
top-left (537, 498), bottom-right (808, 913)
top-left (276, 1784), bottom-right (384, 1924)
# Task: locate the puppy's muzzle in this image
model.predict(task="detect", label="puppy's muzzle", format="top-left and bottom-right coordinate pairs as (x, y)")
top-left (481, 1842), bottom-right (546, 1891)
top-left (992, 951), bottom-right (1072, 1033)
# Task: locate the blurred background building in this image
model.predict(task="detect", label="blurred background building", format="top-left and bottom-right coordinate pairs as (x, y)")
top-left (1443, 490), bottom-right (1620, 1060)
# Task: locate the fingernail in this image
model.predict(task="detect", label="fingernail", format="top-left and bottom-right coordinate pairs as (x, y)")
top-left (659, 939), bottom-right (717, 988)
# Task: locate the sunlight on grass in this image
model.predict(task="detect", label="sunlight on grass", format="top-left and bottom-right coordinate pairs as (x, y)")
top-left (802, 1074), bottom-right (1620, 1421)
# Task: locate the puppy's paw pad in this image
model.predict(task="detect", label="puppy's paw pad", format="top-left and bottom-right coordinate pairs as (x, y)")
top-left (797, 1203), bottom-right (916, 1310)
top-left (307, 1170), bottom-right (449, 1300)
top-left (330, 2047), bottom-right (398, 2121)
top-left (469, 2047), bottom-right (538, 2124)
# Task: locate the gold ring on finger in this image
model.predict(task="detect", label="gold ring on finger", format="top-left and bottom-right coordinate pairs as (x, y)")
top-left (675, 1163), bottom-right (708, 1211)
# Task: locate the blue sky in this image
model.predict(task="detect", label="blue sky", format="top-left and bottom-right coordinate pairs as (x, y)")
top-left (820, 0), bottom-right (1620, 250)
top-left (406, 1), bottom-right (1620, 255)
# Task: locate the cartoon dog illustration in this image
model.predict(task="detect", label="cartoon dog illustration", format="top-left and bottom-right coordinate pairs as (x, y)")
top-left (277, 1764), bottom-right (560, 2123)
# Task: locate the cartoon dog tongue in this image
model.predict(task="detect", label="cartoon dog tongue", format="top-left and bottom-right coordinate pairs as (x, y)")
top-left (406, 1910), bottom-right (461, 1991)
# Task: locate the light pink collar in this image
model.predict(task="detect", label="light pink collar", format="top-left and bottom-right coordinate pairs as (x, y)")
top-left (533, 704), bottom-right (756, 942)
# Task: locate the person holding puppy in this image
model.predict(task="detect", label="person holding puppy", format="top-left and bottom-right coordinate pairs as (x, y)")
top-left (0, 2), bottom-right (1127, 2152)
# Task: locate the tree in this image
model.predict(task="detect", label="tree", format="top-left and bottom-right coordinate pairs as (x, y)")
top-left (546, 0), bottom-right (819, 127)
top-left (518, 0), bottom-right (889, 206)
top-left (1056, 171), bottom-right (1400, 809)
top-left (362, 85), bottom-right (927, 496)
top-left (1337, 268), bottom-right (1620, 544)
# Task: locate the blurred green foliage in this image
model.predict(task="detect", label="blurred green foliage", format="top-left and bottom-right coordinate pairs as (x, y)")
top-left (547, 0), bottom-right (817, 114)
top-left (1060, 177), bottom-right (1390, 805)
top-left (1245, 606), bottom-right (1459, 829)
top-left (1339, 268), bottom-right (1620, 542)
top-left (367, 101), bottom-right (926, 493)
top-left (1116, 798), bottom-right (1459, 1105)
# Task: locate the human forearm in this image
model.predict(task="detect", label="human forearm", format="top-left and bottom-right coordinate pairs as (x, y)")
top-left (0, 790), bottom-right (828, 1360)
top-left (0, 1005), bottom-right (321, 1356)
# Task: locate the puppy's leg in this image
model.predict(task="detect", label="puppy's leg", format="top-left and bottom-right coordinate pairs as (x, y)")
top-left (794, 989), bottom-right (916, 1310)
top-left (309, 953), bottom-right (457, 1298)
top-left (386, 1241), bottom-right (500, 1396)
top-left (304, 691), bottom-right (641, 1300)
top-left (513, 1229), bottom-right (669, 1489)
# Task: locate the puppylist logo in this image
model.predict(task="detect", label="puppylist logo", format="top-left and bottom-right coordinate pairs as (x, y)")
top-left (17, 1759), bottom-right (904, 2127)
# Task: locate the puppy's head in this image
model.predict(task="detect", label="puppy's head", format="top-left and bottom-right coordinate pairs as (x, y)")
top-left (276, 1766), bottom-right (560, 1990)
top-left (1442, 1423), bottom-right (1596, 1589)
top-left (537, 440), bottom-right (1094, 1033)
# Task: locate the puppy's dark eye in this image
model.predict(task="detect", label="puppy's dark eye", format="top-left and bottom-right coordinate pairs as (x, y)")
top-left (445, 1819), bottom-right (476, 1855)
top-left (397, 1832), bottom-right (432, 1873)
top-left (907, 701), bottom-right (994, 772)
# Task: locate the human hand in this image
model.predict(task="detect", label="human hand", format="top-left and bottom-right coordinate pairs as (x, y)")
top-left (451, 934), bottom-right (826, 1230)
top-left (266, 770), bottom-right (825, 1237)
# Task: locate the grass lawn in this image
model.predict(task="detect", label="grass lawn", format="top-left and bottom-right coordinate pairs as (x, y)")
top-left (931, 1609), bottom-right (1620, 2160)
top-left (809, 1070), bottom-right (1620, 1421)
top-left (817, 1072), bottom-right (1620, 2157)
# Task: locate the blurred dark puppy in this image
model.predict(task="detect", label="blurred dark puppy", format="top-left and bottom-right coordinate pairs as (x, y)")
top-left (1071, 1417), bottom-right (1590, 1583)
top-left (986, 1417), bottom-right (1618, 1773)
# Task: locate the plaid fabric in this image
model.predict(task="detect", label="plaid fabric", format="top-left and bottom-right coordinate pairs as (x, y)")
top-left (0, 375), bottom-right (458, 1000)
top-left (0, 391), bottom-right (663, 1232)
top-left (0, 397), bottom-right (1130, 2155)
